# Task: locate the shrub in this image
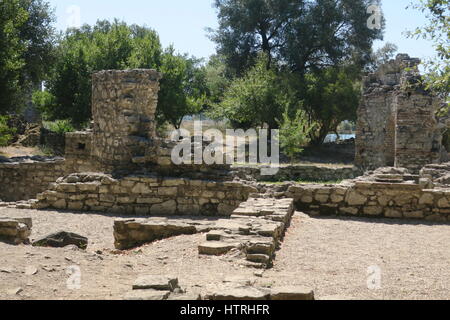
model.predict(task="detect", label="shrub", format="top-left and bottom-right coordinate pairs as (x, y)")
top-left (278, 108), bottom-right (314, 161)
top-left (44, 119), bottom-right (75, 135)
top-left (0, 116), bottom-right (16, 147)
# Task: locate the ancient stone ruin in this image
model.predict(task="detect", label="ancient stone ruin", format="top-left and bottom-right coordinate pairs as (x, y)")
top-left (355, 54), bottom-right (447, 173)
top-left (1, 64), bottom-right (450, 300)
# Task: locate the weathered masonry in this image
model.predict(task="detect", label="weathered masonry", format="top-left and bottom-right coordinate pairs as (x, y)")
top-left (355, 54), bottom-right (447, 173)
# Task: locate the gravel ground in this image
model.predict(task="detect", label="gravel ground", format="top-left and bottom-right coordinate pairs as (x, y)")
top-left (263, 213), bottom-right (450, 300)
top-left (0, 208), bottom-right (449, 300)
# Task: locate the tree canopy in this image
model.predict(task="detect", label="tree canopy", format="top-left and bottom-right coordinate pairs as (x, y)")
top-left (35, 20), bottom-right (208, 128)
top-left (0, 0), bottom-right (55, 114)
top-left (408, 0), bottom-right (449, 105)
top-left (210, 0), bottom-right (384, 76)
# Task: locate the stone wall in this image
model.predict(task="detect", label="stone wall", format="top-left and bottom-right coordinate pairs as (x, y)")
top-left (0, 158), bottom-right (66, 202)
top-left (394, 81), bottom-right (442, 172)
top-left (356, 54), bottom-right (445, 173)
top-left (233, 164), bottom-right (361, 182)
top-left (286, 168), bottom-right (449, 222)
top-left (65, 131), bottom-right (96, 173)
top-left (36, 172), bottom-right (257, 216)
top-left (91, 69), bottom-right (162, 172)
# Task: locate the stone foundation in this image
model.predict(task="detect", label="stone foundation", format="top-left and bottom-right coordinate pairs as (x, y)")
top-left (113, 198), bottom-right (294, 269)
top-left (286, 168), bottom-right (449, 222)
top-left (36, 172), bottom-right (257, 216)
top-left (0, 158), bottom-right (66, 201)
top-left (200, 197), bottom-right (295, 267)
top-left (233, 164), bottom-right (361, 182)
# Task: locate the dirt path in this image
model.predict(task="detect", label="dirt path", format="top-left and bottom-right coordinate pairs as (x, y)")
top-left (1, 208), bottom-right (449, 300)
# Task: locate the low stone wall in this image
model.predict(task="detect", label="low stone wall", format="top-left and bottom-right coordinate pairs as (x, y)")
top-left (36, 172), bottom-right (257, 216)
top-left (233, 164), bottom-right (361, 183)
top-left (113, 197), bottom-right (295, 269)
top-left (286, 181), bottom-right (449, 222)
top-left (0, 158), bottom-right (66, 202)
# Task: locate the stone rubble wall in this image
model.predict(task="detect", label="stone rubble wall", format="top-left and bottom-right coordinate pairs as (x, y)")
top-left (91, 69), bottom-right (162, 172)
top-left (0, 158), bottom-right (66, 202)
top-left (64, 131), bottom-right (97, 173)
top-left (286, 180), bottom-right (449, 222)
top-left (395, 89), bottom-right (442, 172)
top-left (35, 172), bottom-right (257, 216)
top-left (356, 54), bottom-right (446, 173)
top-left (233, 164), bottom-right (361, 182)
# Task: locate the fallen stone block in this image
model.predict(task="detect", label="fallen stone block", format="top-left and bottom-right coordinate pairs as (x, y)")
top-left (206, 287), bottom-right (270, 300)
top-left (0, 218), bottom-right (32, 245)
top-left (246, 253), bottom-right (271, 265)
top-left (269, 286), bottom-right (315, 300)
top-left (114, 219), bottom-right (197, 250)
top-left (32, 231), bottom-right (88, 250)
top-left (132, 275), bottom-right (179, 292)
top-left (198, 241), bottom-right (237, 255)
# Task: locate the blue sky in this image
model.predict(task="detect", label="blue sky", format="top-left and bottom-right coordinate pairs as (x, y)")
top-left (47, 0), bottom-right (437, 60)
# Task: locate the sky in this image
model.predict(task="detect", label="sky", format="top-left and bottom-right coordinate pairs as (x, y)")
top-left (47, 0), bottom-right (437, 61)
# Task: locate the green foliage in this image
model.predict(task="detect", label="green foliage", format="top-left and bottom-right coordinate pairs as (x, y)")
top-left (210, 0), bottom-right (384, 76)
top-left (368, 42), bottom-right (398, 71)
top-left (0, 116), bottom-right (16, 147)
top-left (208, 55), bottom-right (289, 129)
top-left (0, 0), bottom-right (55, 114)
top-left (407, 0), bottom-right (449, 105)
top-left (0, 0), bottom-right (28, 114)
top-left (303, 67), bottom-right (361, 145)
top-left (157, 47), bottom-right (209, 129)
top-left (32, 90), bottom-right (56, 118)
top-left (278, 107), bottom-right (314, 160)
top-left (44, 120), bottom-right (75, 134)
top-left (42, 20), bottom-right (207, 128)
top-left (204, 55), bottom-right (231, 105)
top-left (208, 0), bottom-right (381, 147)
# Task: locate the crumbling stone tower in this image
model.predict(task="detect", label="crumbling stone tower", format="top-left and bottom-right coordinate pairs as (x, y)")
top-left (90, 69), bottom-right (162, 171)
top-left (355, 54), bottom-right (445, 173)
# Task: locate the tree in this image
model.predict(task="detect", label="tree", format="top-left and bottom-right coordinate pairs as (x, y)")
top-left (408, 0), bottom-right (449, 105)
top-left (210, 0), bottom-right (302, 75)
top-left (211, 0), bottom-right (384, 76)
top-left (208, 55), bottom-right (292, 129)
top-left (157, 47), bottom-right (208, 129)
top-left (303, 67), bottom-right (360, 145)
top-left (204, 54), bottom-right (231, 105)
top-left (39, 20), bottom-right (207, 129)
top-left (39, 20), bottom-right (161, 127)
top-left (0, 0), bottom-right (55, 114)
top-left (278, 107), bottom-right (314, 160)
top-left (0, 0), bottom-right (28, 114)
top-left (209, 0), bottom-right (383, 146)
top-left (18, 0), bottom-right (55, 85)
top-left (367, 42), bottom-right (398, 71)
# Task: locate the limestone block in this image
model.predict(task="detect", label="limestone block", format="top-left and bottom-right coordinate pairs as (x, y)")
top-left (270, 286), bottom-right (315, 300)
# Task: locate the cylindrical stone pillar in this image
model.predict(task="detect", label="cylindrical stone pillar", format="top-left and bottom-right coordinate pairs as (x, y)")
top-left (91, 69), bottom-right (162, 171)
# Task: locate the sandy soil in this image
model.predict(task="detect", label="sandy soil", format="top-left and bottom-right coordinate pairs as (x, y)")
top-left (264, 213), bottom-right (450, 300)
top-left (0, 208), bottom-right (449, 300)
